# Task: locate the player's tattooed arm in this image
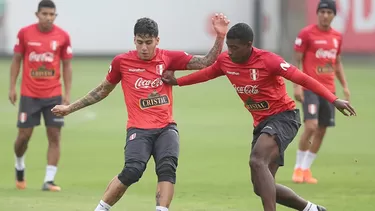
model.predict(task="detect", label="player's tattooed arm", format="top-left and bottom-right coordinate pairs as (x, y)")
top-left (68, 79), bottom-right (116, 113)
top-left (186, 36), bottom-right (225, 70)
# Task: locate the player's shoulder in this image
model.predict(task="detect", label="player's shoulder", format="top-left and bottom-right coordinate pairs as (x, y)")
top-left (18, 23), bottom-right (38, 34)
top-left (255, 48), bottom-right (284, 66)
top-left (299, 24), bottom-right (316, 33)
top-left (113, 52), bottom-right (129, 60)
top-left (330, 27), bottom-right (343, 37)
top-left (111, 51), bottom-right (138, 63)
top-left (53, 25), bottom-right (70, 36)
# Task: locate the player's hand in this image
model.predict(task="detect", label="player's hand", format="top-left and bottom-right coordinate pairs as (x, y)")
top-left (161, 71), bottom-right (178, 86)
top-left (333, 99), bottom-right (356, 116)
top-left (343, 87), bottom-right (350, 102)
top-left (51, 105), bottom-right (71, 117)
top-left (293, 86), bottom-right (304, 103)
top-left (63, 94), bottom-right (70, 105)
top-left (212, 13), bottom-right (230, 38)
top-left (8, 88), bottom-right (17, 106)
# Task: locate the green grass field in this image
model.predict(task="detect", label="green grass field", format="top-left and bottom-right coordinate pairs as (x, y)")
top-left (0, 58), bottom-right (374, 211)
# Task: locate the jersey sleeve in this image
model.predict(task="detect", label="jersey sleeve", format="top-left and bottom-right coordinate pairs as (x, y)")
top-left (14, 28), bottom-right (25, 54)
top-left (294, 29), bottom-right (309, 53)
top-left (177, 58), bottom-right (224, 86)
top-left (164, 50), bottom-right (193, 70)
top-left (61, 33), bottom-right (73, 60)
top-left (265, 53), bottom-right (338, 103)
top-left (106, 56), bottom-right (122, 84)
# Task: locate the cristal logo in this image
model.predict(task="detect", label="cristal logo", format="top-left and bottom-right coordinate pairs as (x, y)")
top-left (233, 84), bottom-right (259, 94)
top-left (315, 48), bottom-right (337, 59)
top-left (29, 51), bottom-right (54, 62)
top-left (135, 78), bottom-right (163, 89)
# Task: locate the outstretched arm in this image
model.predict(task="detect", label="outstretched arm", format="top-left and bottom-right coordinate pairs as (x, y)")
top-left (283, 65), bottom-right (337, 103)
top-left (68, 79), bottom-right (117, 113)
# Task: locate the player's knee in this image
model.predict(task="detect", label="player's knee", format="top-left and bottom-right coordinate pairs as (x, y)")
top-left (46, 128), bottom-right (61, 145)
top-left (249, 154), bottom-right (267, 171)
top-left (304, 120), bottom-right (318, 133)
top-left (156, 156), bottom-right (178, 184)
top-left (117, 161), bottom-right (146, 187)
top-left (16, 129), bottom-right (32, 144)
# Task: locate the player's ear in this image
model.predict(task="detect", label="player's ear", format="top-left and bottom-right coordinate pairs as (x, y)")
top-left (247, 41), bottom-right (253, 48)
top-left (133, 37), bottom-right (136, 45)
top-left (155, 37), bottom-right (160, 45)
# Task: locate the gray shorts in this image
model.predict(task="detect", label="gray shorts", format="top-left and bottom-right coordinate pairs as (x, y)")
top-left (124, 123), bottom-right (180, 183)
top-left (17, 95), bottom-right (64, 128)
top-left (251, 109), bottom-right (301, 166)
top-left (302, 90), bottom-right (335, 127)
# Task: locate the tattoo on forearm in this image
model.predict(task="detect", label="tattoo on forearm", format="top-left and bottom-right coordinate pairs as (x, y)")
top-left (187, 36), bottom-right (224, 69)
top-left (156, 191), bottom-right (161, 206)
top-left (69, 80), bottom-right (116, 113)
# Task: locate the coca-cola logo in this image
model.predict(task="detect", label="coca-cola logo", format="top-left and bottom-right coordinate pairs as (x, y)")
top-left (233, 84), bottom-right (259, 95)
top-left (135, 77), bottom-right (163, 89)
top-left (315, 48), bottom-right (337, 59)
top-left (29, 51), bottom-right (54, 62)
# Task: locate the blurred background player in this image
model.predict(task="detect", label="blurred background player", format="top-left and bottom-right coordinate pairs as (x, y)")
top-left (9, 0), bottom-right (73, 191)
top-left (162, 22), bottom-right (356, 211)
top-left (292, 0), bottom-right (350, 184)
top-left (51, 15), bottom-right (229, 211)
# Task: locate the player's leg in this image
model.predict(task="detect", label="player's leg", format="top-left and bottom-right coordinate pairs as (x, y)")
top-left (41, 96), bottom-right (64, 191)
top-left (251, 110), bottom-right (326, 211)
top-left (306, 97), bottom-right (336, 179)
top-left (293, 90), bottom-right (319, 183)
top-left (152, 124), bottom-right (180, 211)
top-left (14, 96), bottom-right (42, 189)
top-left (250, 110), bottom-right (301, 211)
top-left (269, 163), bottom-right (325, 211)
top-left (94, 128), bottom-right (153, 211)
top-left (250, 132), bottom-right (279, 211)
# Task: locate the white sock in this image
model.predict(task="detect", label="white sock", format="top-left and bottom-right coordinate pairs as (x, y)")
top-left (294, 150), bottom-right (307, 169)
top-left (156, 206), bottom-right (168, 211)
top-left (95, 200), bottom-right (111, 211)
top-left (44, 165), bottom-right (58, 182)
top-left (15, 155), bottom-right (25, 170)
top-left (301, 151), bottom-right (317, 170)
top-left (303, 201), bottom-right (319, 211)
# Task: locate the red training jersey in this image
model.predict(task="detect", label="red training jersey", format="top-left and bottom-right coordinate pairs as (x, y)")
top-left (106, 48), bottom-right (193, 129)
top-left (177, 48), bottom-right (338, 127)
top-left (294, 24), bottom-right (342, 93)
top-left (14, 24), bottom-right (73, 98)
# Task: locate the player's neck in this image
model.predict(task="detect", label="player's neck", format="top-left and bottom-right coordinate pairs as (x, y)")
top-left (37, 23), bottom-right (54, 33)
top-left (317, 24), bottom-right (331, 32)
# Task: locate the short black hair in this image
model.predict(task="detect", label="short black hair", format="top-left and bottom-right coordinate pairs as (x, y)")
top-left (226, 23), bottom-right (254, 43)
top-left (38, 0), bottom-right (56, 11)
top-left (134, 17), bottom-right (159, 38)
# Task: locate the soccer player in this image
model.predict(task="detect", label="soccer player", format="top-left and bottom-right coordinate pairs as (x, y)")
top-left (9, 0), bottom-right (73, 191)
top-left (291, 0), bottom-right (350, 184)
top-left (161, 23), bottom-right (356, 211)
top-left (51, 15), bottom-right (229, 211)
